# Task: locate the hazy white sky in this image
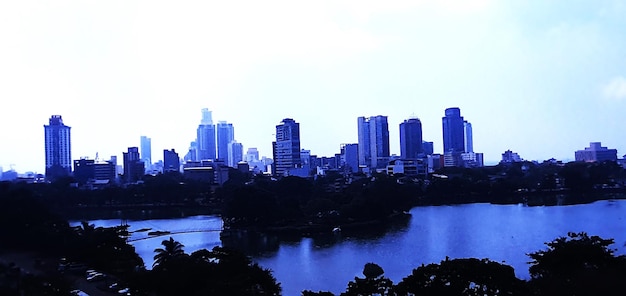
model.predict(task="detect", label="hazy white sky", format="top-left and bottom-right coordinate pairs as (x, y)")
top-left (1, 0), bottom-right (626, 173)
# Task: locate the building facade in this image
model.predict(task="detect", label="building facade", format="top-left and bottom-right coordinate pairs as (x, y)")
top-left (227, 141), bottom-right (243, 168)
top-left (575, 142), bottom-right (618, 162)
top-left (272, 118), bottom-right (302, 177)
top-left (399, 118), bottom-right (423, 159)
top-left (358, 115), bottom-right (390, 169)
top-left (464, 121), bottom-right (473, 153)
top-left (123, 147), bottom-right (144, 183)
top-left (44, 115), bottom-right (72, 181)
top-left (140, 136), bottom-right (152, 171)
top-left (216, 121), bottom-right (235, 162)
top-left (196, 108), bottom-right (216, 160)
top-left (442, 107), bottom-right (465, 153)
top-left (340, 143), bottom-right (359, 173)
top-left (163, 149), bottom-right (180, 172)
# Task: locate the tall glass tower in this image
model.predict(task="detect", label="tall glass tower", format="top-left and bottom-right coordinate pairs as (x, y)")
top-left (44, 115), bottom-right (71, 181)
top-left (140, 136), bottom-right (152, 171)
top-left (273, 118), bottom-right (301, 176)
top-left (399, 117), bottom-right (424, 159)
top-left (216, 121), bottom-right (235, 162)
top-left (196, 108), bottom-right (216, 160)
top-left (442, 107), bottom-right (465, 153)
top-left (358, 115), bottom-right (390, 169)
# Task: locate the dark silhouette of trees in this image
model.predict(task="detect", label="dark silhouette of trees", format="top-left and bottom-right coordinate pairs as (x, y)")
top-left (394, 258), bottom-right (528, 296)
top-left (341, 263), bottom-right (394, 296)
top-left (143, 243), bottom-right (281, 296)
top-left (528, 232), bottom-right (626, 296)
top-left (153, 237), bottom-right (186, 269)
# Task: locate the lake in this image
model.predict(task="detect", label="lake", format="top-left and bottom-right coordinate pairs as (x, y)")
top-left (72, 200), bottom-right (626, 296)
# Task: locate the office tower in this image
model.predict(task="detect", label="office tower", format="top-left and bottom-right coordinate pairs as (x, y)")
top-left (340, 143), bottom-right (359, 173)
top-left (272, 118), bottom-right (302, 177)
top-left (464, 121), bottom-right (473, 153)
top-left (422, 141), bottom-right (434, 155)
top-left (228, 141), bottom-right (243, 167)
top-left (357, 115), bottom-right (390, 169)
top-left (140, 136), bottom-right (152, 170)
top-left (185, 141), bottom-right (198, 161)
top-left (196, 108), bottom-right (216, 160)
top-left (245, 147), bottom-right (260, 162)
top-left (442, 107), bottom-right (465, 153)
top-left (217, 121), bottom-right (235, 162)
top-left (44, 115), bottom-right (72, 181)
top-left (163, 149), bottom-right (180, 172)
top-left (123, 147), bottom-right (144, 183)
top-left (399, 118), bottom-right (424, 159)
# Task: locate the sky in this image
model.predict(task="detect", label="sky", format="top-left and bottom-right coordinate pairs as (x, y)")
top-left (1, 0), bottom-right (626, 174)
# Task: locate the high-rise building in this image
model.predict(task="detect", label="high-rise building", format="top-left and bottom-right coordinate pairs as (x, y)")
top-left (358, 115), bottom-right (390, 169)
top-left (399, 118), bottom-right (423, 159)
top-left (217, 121), bottom-right (235, 162)
top-left (422, 141), bottom-right (434, 155)
top-left (464, 121), bottom-right (473, 153)
top-left (442, 107), bottom-right (465, 153)
top-left (227, 141), bottom-right (243, 168)
top-left (163, 149), bottom-right (180, 172)
top-left (140, 136), bottom-right (152, 171)
top-left (123, 147), bottom-right (144, 183)
top-left (340, 143), bottom-right (359, 173)
top-left (44, 115), bottom-right (72, 181)
top-left (272, 118), bottom-right (302, 177)
top-left (196, 108), bottom-right (216, 160)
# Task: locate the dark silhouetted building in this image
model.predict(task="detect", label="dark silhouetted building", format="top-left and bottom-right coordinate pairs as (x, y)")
top-left (358, 115), bottom-right (390, 169)
top-left (442, 107), bottom-right (465, 153)
top-left (44, 115), bottom-right (72, 181)
top-left (272, 118), bottom-right (302, 177)
top-left (400, 118), bottom-right (423, 159)
top-left (228, 141), bottom-right (243, 168)
top-left (422, 141), bottom-right (434, 155)
top-left (501, 150), bottom-right (523, 163)
top-left (163, 149), bottom-right (180, 172)
top-left (73, 158), bottom-right (95, 184)
top-left (123, 147), bottom-right (144, 183)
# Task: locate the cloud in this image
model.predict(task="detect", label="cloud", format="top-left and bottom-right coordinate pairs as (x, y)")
top-left (602, 76), bottom-right (626, 101)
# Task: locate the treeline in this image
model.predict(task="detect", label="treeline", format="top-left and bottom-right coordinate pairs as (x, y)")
top-left (3, 160), bottom-right (626, 229)
top-left (304, 232), bottom-right (626, 295)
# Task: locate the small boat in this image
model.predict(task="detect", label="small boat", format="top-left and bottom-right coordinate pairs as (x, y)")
top-left (147, 230), bottom-right (171, 236)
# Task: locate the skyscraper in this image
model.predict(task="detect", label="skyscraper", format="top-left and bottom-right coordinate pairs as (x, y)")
top-left (228, 141), bottom-right (243, 168)
top-left (399, 117), bottom-right (424, 159)
top-left (44, 115), bottom-right (71, 181)
top-left (358, 115), bottom-right (390, 169)
top-left (196, 108), bottom-right (216, 160)
top-left (464, 121), bottom-right (473, 153)
top-left (216, 121), bottom-right (235, 162)
top-left (442, 107), bottom-right (465, 153)
top-left (272, 118), bottom-right (301, 177)
top-left (140, 136), bottom-right (152, 171)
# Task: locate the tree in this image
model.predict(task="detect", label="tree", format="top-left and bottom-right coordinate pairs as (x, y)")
top-left (153, 237), bottom-right (186, 269)
top-left (341, 263), bottom-right (393, 296)
top-left (528, 232), bottom-right (626, 296)
top-left (394, 258), bottom-right (527, 296)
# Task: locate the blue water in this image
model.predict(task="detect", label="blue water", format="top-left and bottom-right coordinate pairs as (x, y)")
top-left (73, 200), bottom-right (626, 296)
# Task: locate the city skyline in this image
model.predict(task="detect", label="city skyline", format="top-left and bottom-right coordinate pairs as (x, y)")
top-left (2, 1), bottom-right (626, 173)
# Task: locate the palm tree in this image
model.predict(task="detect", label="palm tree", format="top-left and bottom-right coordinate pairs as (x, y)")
top-left (153, 237), bottom-right (186, 268)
